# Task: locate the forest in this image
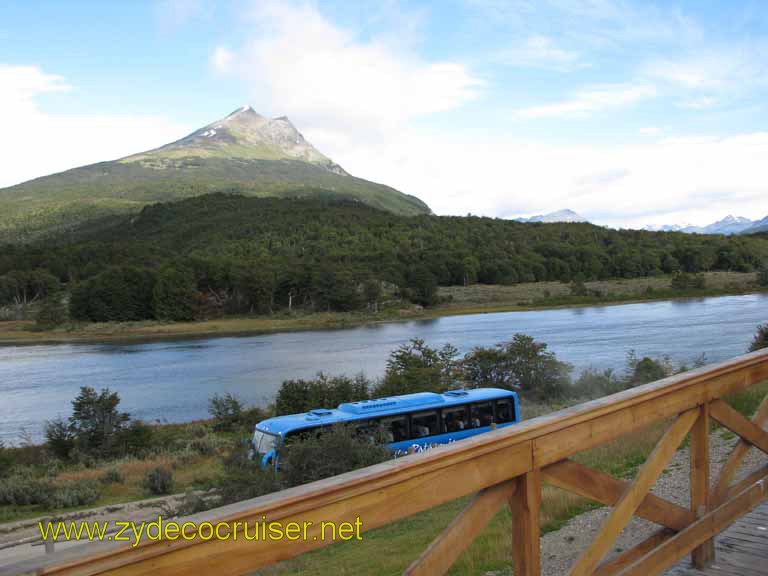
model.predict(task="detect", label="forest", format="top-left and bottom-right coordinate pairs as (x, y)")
top-left (1, 192), bottom-right (767, 323)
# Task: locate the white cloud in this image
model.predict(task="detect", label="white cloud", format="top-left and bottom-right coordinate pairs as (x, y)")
top-left (211, 1), bottom-right (482, 138)
top-left (497, 35), bottom-right (584, 70)
top-left (0, 65), bottom-right (70, 112)
top-left (514, 83), bottom-right (657, 119)
top-left (676, 96), bottom-right (716, 110)
top-left (642, 45), bottom-right (768, 95)
top-left (0, 65), bottom-right (189, 188)
top-left (639, 126), bottom-right (661, 135)
top-left (339, 130), bottom-right (768, 228)
top-left (210, 46), bottom-right (235, 73)
top-left (155, 0), bottom-right (214, 32)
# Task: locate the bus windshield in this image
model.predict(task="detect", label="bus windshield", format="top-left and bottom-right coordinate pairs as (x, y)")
top-left (253, 430), bottom-right (278, 455)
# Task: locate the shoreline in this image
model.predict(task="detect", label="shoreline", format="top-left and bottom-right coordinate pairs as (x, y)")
top-left (1, 281), bottom-right (763, 347)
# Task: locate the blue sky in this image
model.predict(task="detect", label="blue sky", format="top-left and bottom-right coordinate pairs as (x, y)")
top-left (2, 0), bottom-right (768, 227)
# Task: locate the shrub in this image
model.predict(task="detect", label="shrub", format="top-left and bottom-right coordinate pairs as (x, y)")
top-left (69, 387), bottom-right (130, 458)
top-left (574, 368), bottom-right (624, 398)
top-left (374, 339), bottom-right (460, 397)
top-left (188, 437), bottom-right (217, 456)
top-left (569, 281), bottom-right (588, 297)
top-left (461, 334), bottom-right (572, 400)
top-left (44, 417), bottom-right (75, 460)
top-left (0, 441), bottom-right (14, 478)
top-left (143, 466), bottom-right (175, 495)
top-left (759, 265), bottom-right (768, 287)
top-left (99, 468), bottom-right (125, 485)
top-left (280, 425), bottom-right (390, 488)
top-left (625, 352), bottom-right (671, 386)
top-left (670, 272), bottom-right (706, 291)
top-left (217, 449), bottom-right (282, 505)
top-left (0, 475), bottom-right (98, 508)
top-left (276, 374), bottom-right (370, 416)
top-left (238, 407), bottom-right (269, 432)
top-left (37, 480), bottom-right (100, 509)
top-left (0, 475), bottom-right (54, 506)
top-left (749, 324), bottom-right (768, 352)
top-left (117, 420), bottom-right (154, 457)
top-left (35, 296), bottom-right (68, 329)
top-left (208, 393), bottom-right (244, 432)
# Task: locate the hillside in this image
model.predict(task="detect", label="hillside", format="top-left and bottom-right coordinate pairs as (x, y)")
top-left (3, 193), bottom-right (768, 324)
top-left (0, 107), bottom-right (430, 242)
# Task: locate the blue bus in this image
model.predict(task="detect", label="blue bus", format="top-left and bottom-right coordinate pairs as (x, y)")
top-left (252, 388), bottom-right (520, 468)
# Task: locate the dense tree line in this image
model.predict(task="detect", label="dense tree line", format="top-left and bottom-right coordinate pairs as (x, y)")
top-left (1, 193), bottom-right (767, 322)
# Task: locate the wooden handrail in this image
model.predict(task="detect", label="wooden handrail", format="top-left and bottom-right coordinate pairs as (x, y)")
top-left (5, 348), bottom-right (768, 576)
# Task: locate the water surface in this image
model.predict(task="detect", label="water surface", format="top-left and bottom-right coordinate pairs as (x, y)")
top-left (1, 294), bottom-right (766, 443)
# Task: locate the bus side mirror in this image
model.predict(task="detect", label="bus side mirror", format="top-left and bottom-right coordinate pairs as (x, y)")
top-left (261, 449), bottom-right (276, 470)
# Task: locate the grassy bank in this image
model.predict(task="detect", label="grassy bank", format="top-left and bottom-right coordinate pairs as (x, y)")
top-left (0, 272), bottom-right (761, 346)
top-left (0, 421), bottom-right (229, 524)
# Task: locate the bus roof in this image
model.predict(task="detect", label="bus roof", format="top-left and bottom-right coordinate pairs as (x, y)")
top-left (255, 388), bottom-right (517, 436)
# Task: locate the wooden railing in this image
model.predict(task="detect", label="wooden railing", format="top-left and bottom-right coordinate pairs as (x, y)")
top-left (7, 348), bottom-right (768, 576)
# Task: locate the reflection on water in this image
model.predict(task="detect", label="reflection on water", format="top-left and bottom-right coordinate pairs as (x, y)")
top-left (2, 293), bottom-right (767, 443)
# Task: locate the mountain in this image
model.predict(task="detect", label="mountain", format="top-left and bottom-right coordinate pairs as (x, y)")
top-left (645, 215), bottom-right (754, 235)
top-left (0, 106), bottom-right (430, 242)
top-left (515, 209), bottom-right (589, 223)
top-left (742, 216), bottom-right (768, 235)
top-left (643, 223), bottom-right (692, 233)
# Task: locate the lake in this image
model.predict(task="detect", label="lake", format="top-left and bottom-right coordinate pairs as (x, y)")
top-left (1, 293), bottom-right (766, 443)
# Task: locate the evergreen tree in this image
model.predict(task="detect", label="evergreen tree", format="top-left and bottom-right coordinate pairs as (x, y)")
top-left (153, 266), bottom-right (198, 321)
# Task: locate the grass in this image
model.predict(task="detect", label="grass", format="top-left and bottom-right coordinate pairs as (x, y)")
top-left (0, 272), bottom-right (761, 346)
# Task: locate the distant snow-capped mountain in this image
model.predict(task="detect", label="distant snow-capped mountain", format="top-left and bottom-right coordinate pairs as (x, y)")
top-left (644, 215), bottom-right (754, 235)
top-left (515, 209), bottom-right (589, 223)
top-left (643, 223), bottom-right (693, 233)
top-left (742, 215), bottom-right (768, 235)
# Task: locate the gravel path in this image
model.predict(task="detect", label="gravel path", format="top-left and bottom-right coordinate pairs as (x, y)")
top-left (538, 428), bottom-right (767, 576)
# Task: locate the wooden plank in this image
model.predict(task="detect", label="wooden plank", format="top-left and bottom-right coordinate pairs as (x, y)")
top-left (5, 350), bottom-right (767, 576)
top-left (569, 408), bottom-right (698, 576)
top-left (542, 460), bottom-right (694, 530)
top-left (619, 479), bottom-right (768, 575)
top-left (403, 481), bottom-right (516, 576)
top-left (509, 469), bottom-right (541, 576)
top-left (710, 399), bottom-right (768, 455)
top-left (690, 403), bottom-right (715, 568)
top-left (714, 392), bottom-right (768, 505)
top-left (593, 528), bottom-right (674, 576)
top-left (722, 464), bottom-right (768, 502)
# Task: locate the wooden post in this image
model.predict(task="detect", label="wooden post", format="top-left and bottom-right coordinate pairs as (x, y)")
top-left (691, 403), bottom-right (714, 567)
top-left (509, 469), bottom-right (541, 576)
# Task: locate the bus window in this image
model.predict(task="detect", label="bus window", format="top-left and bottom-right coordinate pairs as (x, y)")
top-left (380, 415), bottom-right (408, 442)
top-left (410, 411), bottom-right (439, 438)
top-left (442, 405), bottom-right (468, 432)
top-left (470, 402), bottom-right (494, 428)
top-left (496, 399), bottom-right (514, 423)
top-left (355, 419), bottom-right (381, 443)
